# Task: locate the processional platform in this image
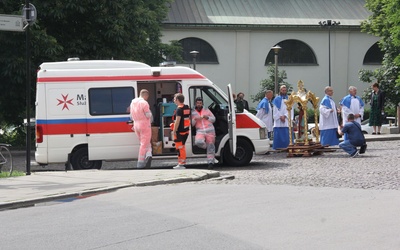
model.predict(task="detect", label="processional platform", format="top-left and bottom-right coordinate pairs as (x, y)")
top-left (282, 80), bottom-right (336, 157)
top-left (286, 142), bottom-right (336, 157)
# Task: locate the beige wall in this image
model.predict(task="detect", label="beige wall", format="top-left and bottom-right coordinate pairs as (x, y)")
top-left (161, 28), bottom-right (380, 109)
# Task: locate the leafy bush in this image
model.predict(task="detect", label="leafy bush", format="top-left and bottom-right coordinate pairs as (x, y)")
top-left (0, 123), bottom-right (33, 148)
top-left (251, 64), bottom-right (291, 102)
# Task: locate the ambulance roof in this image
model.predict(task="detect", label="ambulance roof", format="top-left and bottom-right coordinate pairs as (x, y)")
top-left (37, 60), bottom-right (207, 81)
top-left (39, 60), bottom-right (151, 70)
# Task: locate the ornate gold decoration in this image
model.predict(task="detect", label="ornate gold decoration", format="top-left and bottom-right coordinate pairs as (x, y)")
top-left (284, 80), bottom-right (320, 146)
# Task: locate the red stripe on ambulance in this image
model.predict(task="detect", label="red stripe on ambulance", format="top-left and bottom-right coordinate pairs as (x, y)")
top-left (236, 114), bottom-right (261, 128)
top-left (42, 122), bottom-right (132, 135)
top-left (37, 74), bottom-right (206, 83)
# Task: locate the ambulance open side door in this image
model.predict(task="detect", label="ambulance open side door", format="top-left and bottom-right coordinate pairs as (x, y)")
top-left (227, 84), bottom-right (237, 156)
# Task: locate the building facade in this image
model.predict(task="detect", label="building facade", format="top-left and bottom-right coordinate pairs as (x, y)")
top-left (161, 0), bottom-right (381, 108)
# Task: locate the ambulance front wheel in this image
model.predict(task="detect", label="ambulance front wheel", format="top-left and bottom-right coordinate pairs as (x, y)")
top-left (71, 147), bottom-right (102, 170)
top-left (223, 138), bottom-right (253, 166)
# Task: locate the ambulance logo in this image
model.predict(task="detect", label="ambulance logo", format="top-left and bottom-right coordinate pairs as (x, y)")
top-left (57, 94), bottom-right (74, 110)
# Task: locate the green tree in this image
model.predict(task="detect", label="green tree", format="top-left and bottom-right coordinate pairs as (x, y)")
top-left (251, 64), bottom-right (291, 102)
top-left (359, 0), bottom-right (400, 108)
top-left (0, 0), bottom-right (182, 126)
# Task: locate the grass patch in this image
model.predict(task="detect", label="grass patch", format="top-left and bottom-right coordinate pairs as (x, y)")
top-left (0, 171), bottom-right (26, 178)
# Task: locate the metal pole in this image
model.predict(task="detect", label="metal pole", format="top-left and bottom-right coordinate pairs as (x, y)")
top-left (274, 52), bottom-right (278, 95)
top-left (25, 0), bottom-right (31, 175)
top-left (193, 57), bottom-right (196, 70)
top-left (397, 103), bottom-right (400, 130)
top-left (328, 26), bottom-right (331, 87)
top-left (319, 20), bottom-right (339, 87)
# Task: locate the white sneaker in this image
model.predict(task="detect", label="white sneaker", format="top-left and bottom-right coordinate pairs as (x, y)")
top-left (351, 150), bottom-right (359, 158)
top-left (173, 164), bottom-right (186, 169)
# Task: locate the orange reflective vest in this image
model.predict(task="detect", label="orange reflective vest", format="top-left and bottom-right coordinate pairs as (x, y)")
top-left (173, 104), bottom-right (191, 133)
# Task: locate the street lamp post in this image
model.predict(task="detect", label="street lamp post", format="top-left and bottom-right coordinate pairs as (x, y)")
top-left (271, 45), bottom-right (282, 95)
top-left (190, 50), bottom-right (199, 70)
top-left (25, 0), bottom-right (32, 175)
top-left (319, 20), bottom-right (340, 87)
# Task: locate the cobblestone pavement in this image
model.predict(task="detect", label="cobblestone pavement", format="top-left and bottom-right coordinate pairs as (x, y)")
top-left (200, 140), bottom-right (400, 190)
top-left (11, 140), bottom-right (400, 190)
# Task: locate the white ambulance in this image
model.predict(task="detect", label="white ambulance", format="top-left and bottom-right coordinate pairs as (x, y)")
top-left (35, 60), bottom-right (269, 170)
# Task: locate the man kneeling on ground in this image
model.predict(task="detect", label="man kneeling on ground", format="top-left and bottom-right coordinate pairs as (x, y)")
top-left (338, 113), bottom-right (365, 158)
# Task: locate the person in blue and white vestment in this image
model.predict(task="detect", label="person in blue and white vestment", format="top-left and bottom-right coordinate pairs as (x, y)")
top-left (319, 86), bottom-right (340, 146)
top-left (340, 86), bottom-right (364, 126)
top-left (339, 86), bottom-right (365, 141)
top-left (256, 90), bottom-right (273, 139)
top-left (272, 85), bottom-right (294, 150)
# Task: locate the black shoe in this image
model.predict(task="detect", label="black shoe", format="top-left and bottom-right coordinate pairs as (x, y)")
top-left (208, 163), bottom-right (213, 170)
top-left (144, 156), bottom-right (152, 168)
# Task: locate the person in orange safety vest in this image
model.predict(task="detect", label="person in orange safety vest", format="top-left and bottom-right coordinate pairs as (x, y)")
top-left (171, 93), bottom-right (190, 169)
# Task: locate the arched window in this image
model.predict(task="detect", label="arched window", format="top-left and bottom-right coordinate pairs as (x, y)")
top-left (265, 39), bottom-right (317, 66)
top-left (179, 37), bottom-right (219, 64)
top-left (363, 42), bottom-right (384, 65)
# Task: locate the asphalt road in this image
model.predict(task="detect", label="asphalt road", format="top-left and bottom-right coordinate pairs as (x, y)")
top-left (1, 183), bottom-right (400, 249)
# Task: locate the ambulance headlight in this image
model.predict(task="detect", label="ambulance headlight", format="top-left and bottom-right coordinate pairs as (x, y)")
top-left (259, 127), bottom-right (267, 139)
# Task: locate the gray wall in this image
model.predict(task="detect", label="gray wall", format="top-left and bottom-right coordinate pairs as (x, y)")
top-left (161, 28), bottom-right (380, 108)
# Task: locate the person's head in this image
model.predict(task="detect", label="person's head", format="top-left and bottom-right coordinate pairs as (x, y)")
top-left (348, 86), bottom-right (357, 96)
top-left (174, 93), bottom-right (184, 104)
top-left (237, 92), bottom-right (245, 100)
top-left (280, 85), bottom-right (287, 95)
top-left (372, 82), bottom-right (379, 92)
top-left (195, 97), bottom-right (203, 111)
top-left (347, 113), bottom-right (355, 121)
top-left (324, 86), bottom-right (333, 96)
top-left (265, 90), bottom-right (273, 100)
top-left (140, 89), bottom-right (149, 100)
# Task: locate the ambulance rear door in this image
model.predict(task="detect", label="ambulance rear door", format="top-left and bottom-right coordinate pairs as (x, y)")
top-left (227, 84), bottom-right (237, 155)
top-left (42, 86), bottom-right (87, 163)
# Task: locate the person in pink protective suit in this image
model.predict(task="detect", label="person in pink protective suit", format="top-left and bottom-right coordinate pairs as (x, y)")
top-left (130, 89), bottom-right (153, 169)
top-left (191, 97), bottom-right (216, 169)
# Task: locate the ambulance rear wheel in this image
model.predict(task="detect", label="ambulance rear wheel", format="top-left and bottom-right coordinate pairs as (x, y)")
top-left (223, 138), bottom-right (253, 166)
top-left (71, 147), bottom-right (102, 170)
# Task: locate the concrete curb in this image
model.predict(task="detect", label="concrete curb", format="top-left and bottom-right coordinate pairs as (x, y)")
top-left (365, 136), bottom-right (400, 142)
top-left (0, 183), bottom-right (133, 211)
top-left (0, 171), bottom-right (220, 211)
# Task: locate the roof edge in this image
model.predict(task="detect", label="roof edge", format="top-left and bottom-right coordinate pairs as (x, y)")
top-left (162, 23), bottom-right (362, 31)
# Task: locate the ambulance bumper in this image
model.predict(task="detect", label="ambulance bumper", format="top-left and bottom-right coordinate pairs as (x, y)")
top-left (35, 149), bottom-right (48, 164)
top-left (252, 138), bottom-right (270, 154)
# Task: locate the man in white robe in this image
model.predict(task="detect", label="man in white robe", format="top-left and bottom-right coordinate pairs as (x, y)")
top-left (340, 86), bottom-right (365, 141)
top-left (272, 85), bottom-right (294, 149)
top-left (256, 90), bottom-right (273, 139)
top-left (319, 86), bottom-right (340, 146)
top-left (340, 86), bottom-right (365, 125)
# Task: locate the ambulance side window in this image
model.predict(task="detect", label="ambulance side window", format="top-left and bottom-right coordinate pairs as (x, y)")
top-left (89, 87), bottom-right (135, 115)
top-left (189, 86), bottom-right (229, 136)
top-left (189, 86), bottom-right (227, 109)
